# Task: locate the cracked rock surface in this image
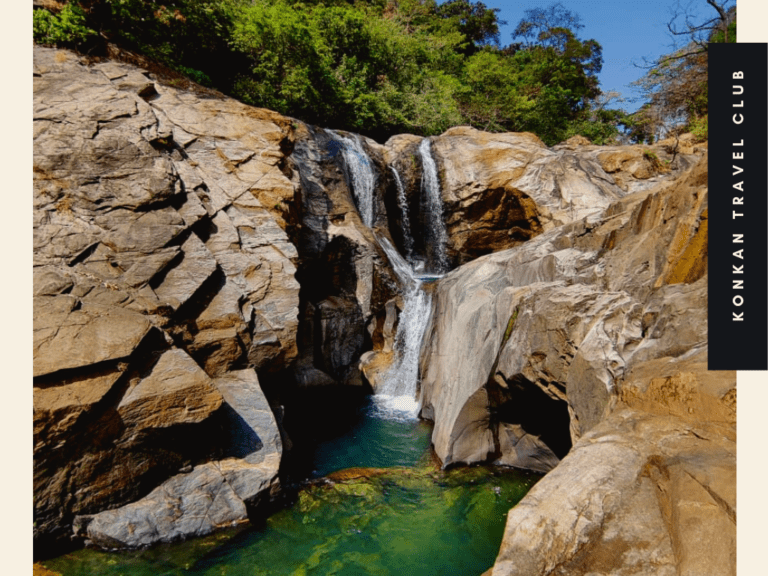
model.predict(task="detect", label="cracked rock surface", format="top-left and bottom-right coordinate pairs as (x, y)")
top-left (418, 153), bottom-right (735, 574)
top-left (384, 126), bottom-right (699, 267)
top-left (33, 46), bottom-right (299, 549)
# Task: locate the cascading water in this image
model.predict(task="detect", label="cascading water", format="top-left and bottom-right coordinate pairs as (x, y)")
top-left (326, 132), bottom-right (445, 422)
top-left (390, 166), bottom-right (414, 262)
top-left (373, 237), bottom-right (434, 421)
top-left (419, 138), bottom-right (450, 273)
top-left (328, 130), bottom-right (377, 227)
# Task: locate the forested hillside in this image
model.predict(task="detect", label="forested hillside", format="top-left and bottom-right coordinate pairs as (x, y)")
top-left (34, 0), bottom-right (737, 144)
top-left (33, 0), bottom-right (626, 144)
top-left (33, 0), bottom-right (738, 144)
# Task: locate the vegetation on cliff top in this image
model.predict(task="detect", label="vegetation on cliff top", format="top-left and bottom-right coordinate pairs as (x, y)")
top-left (33, 0), bottom-right (734, 145)
top-left (626, 0), bottom-right (735, 143)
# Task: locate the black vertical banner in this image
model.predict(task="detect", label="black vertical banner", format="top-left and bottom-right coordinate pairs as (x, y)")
top-left (708, 43), bottom-right (768, 370)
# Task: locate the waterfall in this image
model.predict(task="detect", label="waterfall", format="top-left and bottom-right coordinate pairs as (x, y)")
top-left (323, 132), bottom-right (447, 422)
top-left (373, 237), bottom-right (434, 421)
top-left (328, 130), bottom-right (377, 227)
top-left (419, 138), bottom-right (450, 273)
top-left (391, 167), bottom-right (414, 262)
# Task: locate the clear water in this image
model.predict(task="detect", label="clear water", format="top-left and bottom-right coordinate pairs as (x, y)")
top-left (40, 137), bottom-right (537, 576)
top-left (305, 397), bottom-right (433, 478)
top-left (41, 395), bottom-right (540, 576)
top-left (43, 464), bottom-right (538, 576)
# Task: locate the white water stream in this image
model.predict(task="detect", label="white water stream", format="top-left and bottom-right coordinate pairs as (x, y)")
top-left (390, 166), bottom-right (414, 262)
top-left (328, 132), bottom-right (446, 421)
top-left (419, 138), bottom-right (450, 274)
top-left (329, 130), bottom-right (377, 227)
top-left (373, 237), bottom-right (435, 421)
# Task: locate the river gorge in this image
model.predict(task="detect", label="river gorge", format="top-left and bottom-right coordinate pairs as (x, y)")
top-left (34, 45), bottom-right (735, 576)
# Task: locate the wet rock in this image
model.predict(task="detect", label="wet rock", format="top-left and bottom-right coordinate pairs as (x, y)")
top-left (286, 125), bottom-right (400, 388)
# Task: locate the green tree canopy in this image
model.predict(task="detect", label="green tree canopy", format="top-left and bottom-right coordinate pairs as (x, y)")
top-left (33, 0), bottom-right (623, 144)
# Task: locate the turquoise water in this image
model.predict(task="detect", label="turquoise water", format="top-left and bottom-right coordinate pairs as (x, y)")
top-left (43, 397), bottom-right (539, 576)
top-left (305, 400), bottom-right (434, 478)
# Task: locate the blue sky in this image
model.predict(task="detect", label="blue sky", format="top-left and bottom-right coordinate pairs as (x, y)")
top-left (485, 0), bottom-right (719, 112)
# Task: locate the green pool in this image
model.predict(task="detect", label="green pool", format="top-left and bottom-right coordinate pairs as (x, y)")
top-left (42, 398), bottom-right (539, 576)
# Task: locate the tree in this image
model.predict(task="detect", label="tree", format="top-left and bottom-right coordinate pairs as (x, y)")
top-left (512, 2), bottom-right (583, 48)
top-left (630, 0), bottom-right (736, 142)
top-left (667, 0), bottom-right (736, 48)
top-left (483, 2), bottom-right (611, 144)
top-left (434, 0), bottom-right (506, 49)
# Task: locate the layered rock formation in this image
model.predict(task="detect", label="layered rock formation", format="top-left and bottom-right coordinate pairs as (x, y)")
top-left (33, 46), bottom-right (402, 550)
top-left (33, 46), bottom-right (300, 549)
top-left (419, 151), bottom-right (714, 467)
top-left (81, 369), bottom-right (283, 549)
top-left (384, 126), bottom-right (699, 267)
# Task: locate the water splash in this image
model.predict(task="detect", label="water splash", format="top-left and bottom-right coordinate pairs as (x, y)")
top-left (328, 130), bottom-right (377, 227)
top-left (419, 138), bottom-right (450, 273)
top-left (391, 166), bottom-right (414, 262)
top-left (374, 237), bottom-right (435, 421)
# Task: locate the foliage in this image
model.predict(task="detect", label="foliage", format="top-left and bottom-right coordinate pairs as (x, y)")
top-left (434, 0), bottom-right (505, 49)
top-left (629, 0), bottom-right (735, 142)
top-left (33, 4), bottom-right (96, 46)
top-left (562, 108), bottom-right (624, 145)
top-left (458, 3), bottom-right (614, 145)
top-left (77, 0), bottom-right (243, 87)
top-left (512, 2), bottom-right (584, 48)
top-left (228, 0), bottom-right (465, 136)
top-left (688, 114), bottom-right (708, 142)
top-left (32, 0), bottom-right (622, 144)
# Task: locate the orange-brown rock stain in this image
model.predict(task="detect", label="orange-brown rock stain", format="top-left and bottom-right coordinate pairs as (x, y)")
top-left (661, 210), bottom-right (708, 286)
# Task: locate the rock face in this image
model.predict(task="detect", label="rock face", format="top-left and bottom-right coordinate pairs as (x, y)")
top-left (286, 126), bottom-right (401, 388)
top-left (384, 126), bottom-right (699, 267)
top-left (82, 370), bottom-right (282, 549)
top-left (420, 154), bottom-right (714, 468)
top-left (34, 45), bottom-right (731, 573)
top-left (33, 46), bottom-right (412, 551)
top-left (417, 154), bottom-right (735, 574)
top-left (491, 407), bottom-right (735, 576)
top-left (33, 46), bottom-right (299, 549)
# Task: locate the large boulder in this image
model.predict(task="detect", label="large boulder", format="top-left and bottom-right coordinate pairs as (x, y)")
top-left (420, 154), bottom-right (720, 465)
top-left (418, 153), bottom-right (735, 574)
top-left (33, 46), bottom-right (299, 549)
top-left (490, 406), bottom-right (735, 576)
top-left (81, 370), bottom-right (282, 548)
